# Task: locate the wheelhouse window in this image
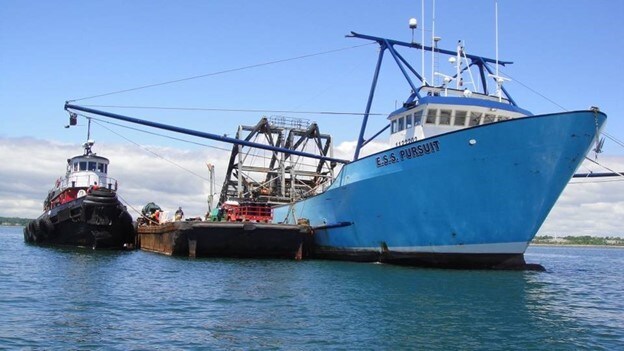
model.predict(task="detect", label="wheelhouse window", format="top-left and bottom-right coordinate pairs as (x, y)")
top-left (88, 161), bottom-right (97, 171)
top-left (406, 114), bottom-right (413, 129)
top-left (439, 110), bottom-right (452, 125)
top-left (73, 162), bottom-right (78, 171)
top-left (426, 109), bottom-right (437, 124)
top-left (454, 111), bottom-right (467, 126)
top-left (469, 112), bottom-right (482, 126)
top-left (79, 161), bottom-right (87, 171)
top-left (398, 117), bottom-right (405, 131)
top-left (413, 110), bottom-right (423, 126)
top-left (97, 163), bottom-right (106, 173)
top-left (483, 114), bottom-right (496, 124)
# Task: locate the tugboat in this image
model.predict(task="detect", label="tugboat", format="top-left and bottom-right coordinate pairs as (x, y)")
top-left (24, 124), bottom-right (135, 249)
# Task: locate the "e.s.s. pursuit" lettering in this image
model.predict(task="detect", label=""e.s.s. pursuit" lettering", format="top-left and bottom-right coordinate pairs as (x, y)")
top-left (375, 140), bottom-right (440, 168)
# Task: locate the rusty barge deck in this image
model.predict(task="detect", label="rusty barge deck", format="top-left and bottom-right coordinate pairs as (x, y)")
top-left (137, 221), bottom-right (313, 259)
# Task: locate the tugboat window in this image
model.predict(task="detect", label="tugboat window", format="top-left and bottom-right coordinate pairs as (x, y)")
top-left (391, 120), bottom-right (397, 133)
top-left (439, 110), bottom-right (452, 125)
top-left (88, 162), bottom-right (97, 171)
top-left (73, 162), bottom-right (78, 171)
top-left (79, 162), bottom-right (87, 171)
top-left (426, 109), bottom-right (437, 124)
top-left (406, 114), bottom-right (413, 128)
top-left (398, 117), bottom-right (405, 131)
top-left (97, 163), bottom-right (105, 173)
top-left (454, 111), bottom-right (467, 126)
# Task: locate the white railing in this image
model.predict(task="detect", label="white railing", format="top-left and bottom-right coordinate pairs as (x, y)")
top-left (59, 171), bottom-right (118, 192)
top-left (421, 86), bottom-right (511, 104)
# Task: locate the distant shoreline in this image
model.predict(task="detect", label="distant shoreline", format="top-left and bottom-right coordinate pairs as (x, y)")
top-left (530, 243), bottom-right (624, 249)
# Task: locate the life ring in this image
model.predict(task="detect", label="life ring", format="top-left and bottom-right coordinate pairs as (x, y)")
top-left (77, 189), bottom-right (87, 198)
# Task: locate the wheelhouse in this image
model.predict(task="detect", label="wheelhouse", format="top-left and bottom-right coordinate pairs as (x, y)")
top-left (65, 153), bottom-right (112, 189)
top-left (388, 86), bottom-right (532, 146)
top-left (44, 140), bottom-right (118, 210)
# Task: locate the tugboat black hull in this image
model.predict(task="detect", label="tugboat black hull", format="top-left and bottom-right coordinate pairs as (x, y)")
top-left (24, 189), bottom-right (135, 249)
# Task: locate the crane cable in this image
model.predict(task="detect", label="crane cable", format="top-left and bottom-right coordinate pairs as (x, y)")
top-left (86, 116), bottom-right (212, 182)
top-left (77, 104), bottom-right (386, 117)
top-left (68, 43), bottom-right (374, 102)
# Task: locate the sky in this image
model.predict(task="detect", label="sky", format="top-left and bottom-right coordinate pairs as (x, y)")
top-left (1, 0), bottom-right (623, 236)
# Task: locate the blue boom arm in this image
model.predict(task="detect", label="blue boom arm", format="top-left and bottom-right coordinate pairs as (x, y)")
top-left (64, 103), bottom-right (350, 164)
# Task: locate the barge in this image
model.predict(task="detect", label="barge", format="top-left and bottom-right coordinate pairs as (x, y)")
top-left (137, 220), bottom-right (313, 259)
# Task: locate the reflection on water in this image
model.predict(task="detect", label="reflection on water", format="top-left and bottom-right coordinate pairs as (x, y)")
top-left (523, 247), bottom-right (624, 349)
top-left (1, 226), bottom-right (623, 350)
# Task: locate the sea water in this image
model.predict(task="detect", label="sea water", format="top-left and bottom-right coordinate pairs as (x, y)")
top-left (1, 225), bottom-right (622, 350)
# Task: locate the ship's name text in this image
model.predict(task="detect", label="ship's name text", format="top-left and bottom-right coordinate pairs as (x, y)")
top-left (375, 140), bottom-right (440, 168)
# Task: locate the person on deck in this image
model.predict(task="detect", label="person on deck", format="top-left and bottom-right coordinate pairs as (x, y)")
top-left (174, 207), bottom-right (184, 221)
top-left (87, 182), bottom-right (99, 193)
top-left (151, 209), bottom-right (160, 224)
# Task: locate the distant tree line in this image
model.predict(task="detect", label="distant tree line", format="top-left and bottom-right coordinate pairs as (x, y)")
top-left (533, 235), bottom-right (624, 246)
top-left (0, 216), bottom-right (32, 226)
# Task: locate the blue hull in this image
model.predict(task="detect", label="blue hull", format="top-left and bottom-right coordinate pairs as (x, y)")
top-left (274, 111), bottom-right (606, 268)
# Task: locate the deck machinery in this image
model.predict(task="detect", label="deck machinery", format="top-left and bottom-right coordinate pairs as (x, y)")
top-left (219, 116), bottom-right (336, 207)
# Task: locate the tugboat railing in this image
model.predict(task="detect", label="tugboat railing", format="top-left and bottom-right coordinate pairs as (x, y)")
top-left (60, 172), bottom-right (118, 192)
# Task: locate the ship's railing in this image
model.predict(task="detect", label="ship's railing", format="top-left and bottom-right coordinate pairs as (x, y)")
top-left (418, 86), bottom-right (512, 104)
top-left (59, 171), bottom-right (119, 192)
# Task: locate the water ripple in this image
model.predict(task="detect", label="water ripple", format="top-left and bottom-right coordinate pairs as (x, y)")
top-left (1, 227), bottom-right (623, 350)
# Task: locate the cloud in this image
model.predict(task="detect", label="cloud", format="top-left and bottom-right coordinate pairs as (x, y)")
top-left (2, 136), bottom-right (623, 237)
top-left (333, 140), bottom-right (390, 159)
top-left (537, 156), bottom-right (624, 236)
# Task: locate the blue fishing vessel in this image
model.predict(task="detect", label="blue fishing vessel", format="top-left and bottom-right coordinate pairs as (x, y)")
top-left (269, 32), bottom-right (606, 269)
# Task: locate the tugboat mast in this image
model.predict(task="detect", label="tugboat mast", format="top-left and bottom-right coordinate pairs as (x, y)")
top-left (83, 118), bottom-right (94, 156)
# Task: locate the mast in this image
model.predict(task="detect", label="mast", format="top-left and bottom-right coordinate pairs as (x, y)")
top-left (83, 117), bottom-right (94, 156)
top-left (422, 0), bottom-right (426, 85)
top-left (431, 0), bottom-right (436, 85)
top-left (495, 0), bottom-right (500, 101)
top-left (489, 0), bottom-right (509, 102)
top-left (495, 0), bottom-right (499, 82)
top-left (87, 117), bottom-right (91, 141)
top-left (456, 41), bottom-right (462, 89)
